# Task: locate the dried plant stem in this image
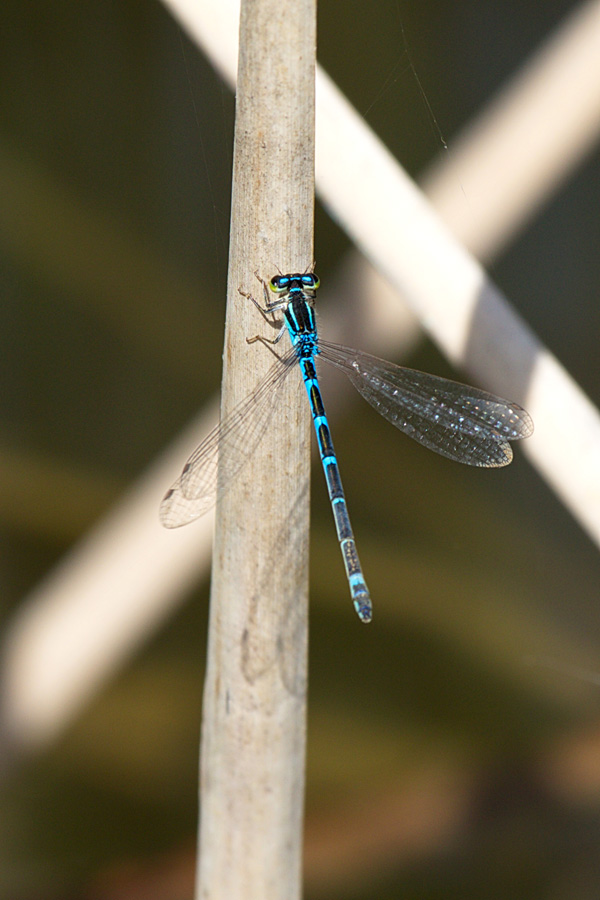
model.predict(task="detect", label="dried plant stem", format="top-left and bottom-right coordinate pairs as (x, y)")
top-left (196, 1), bottom-right (316, 898)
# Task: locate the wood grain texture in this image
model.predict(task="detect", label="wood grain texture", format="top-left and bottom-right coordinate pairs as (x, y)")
top-left (197, 1), bottom-right (316, 898)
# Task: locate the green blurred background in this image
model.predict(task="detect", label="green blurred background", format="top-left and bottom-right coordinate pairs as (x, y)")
top-left (2, 1), bottom-right (600, 898)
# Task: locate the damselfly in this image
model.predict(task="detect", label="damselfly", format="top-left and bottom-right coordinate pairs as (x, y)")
top-left (160, 273), bottom-right (533, 623)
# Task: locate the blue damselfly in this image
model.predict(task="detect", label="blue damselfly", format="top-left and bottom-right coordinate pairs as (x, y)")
top-left (160, 273), bottom-right (533, 622)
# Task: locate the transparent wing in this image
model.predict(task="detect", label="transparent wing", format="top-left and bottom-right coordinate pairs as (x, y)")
top-left (160, 350), bottom-right (297, 527)
top-left (319, 341), bottom-right (533, 467)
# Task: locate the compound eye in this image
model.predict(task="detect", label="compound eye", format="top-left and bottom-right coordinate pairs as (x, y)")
top-left (269, 276), bottom-right (288, 292)
top-left (304, 274), bottom-right (320, 289)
